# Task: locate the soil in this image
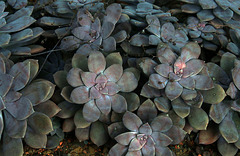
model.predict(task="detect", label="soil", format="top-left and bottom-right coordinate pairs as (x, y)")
top-left (23, 132), bottom-right (239, 156)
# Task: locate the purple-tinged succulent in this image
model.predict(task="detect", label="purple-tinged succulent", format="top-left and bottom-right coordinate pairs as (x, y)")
top-left (141, 42), bottom-right (214, 101)
top-left (198, 99), bottom-right (240, 156)
top-left (186, 16), bottom-right (216, 42)
top-left (7, 0), bottom-right (28, 9)
top-left (178, 0), bottom-right (240, 29)
top-left (54, 52), bottom-right (138, 123)
top-left (54, 52), bottom-right (139, 146)
top-left (0, 54), bottom-right (60, 156)
top-left (108, 102), bottom-right (186, 156)
top-left (0, 2), bottom-right (45, 56)
top-left (60, 3), bottom-right (128, 54)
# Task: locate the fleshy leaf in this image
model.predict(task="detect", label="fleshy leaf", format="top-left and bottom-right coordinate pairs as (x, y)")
top-left (163, 125), bottom-right (187, 145)
top-left (219, 111), bottom-right (239, 143)
top-left (62, 118), bottom-right (75, 132)
top-left (155, 146), bottom-right (173, 156)
top-left (90, 121), bottom-right (109, 146)
top-left (178, 75), bottom-right (195, 89)
top-left (172, 97), bottom-right (190, 118)
top-left (165, 81), bottom-right (183, 101)
top-left (88, 52), bottom-right (106, 74)
top-left (75, 127), bottom-right (89, 142)
top-left (154, 97), bottom-right (171, 113)
top-left (199, 122), bottom-right (220, 144)
top-left (148, 73), bottom-right (168, 89)
top-left (20, 80), bottom-right (55, 106)
top-left (108, 143), bottom-right (128, 156)
top-left (120, 92), bottom-right (140, 112)
top-left (141, 137), bottom-right (155, 156)
top-left (70, 86), bottom-right (90, 104)
top-left (181, 42), bottom-right (201, 62)
top-left (105, 52), bottom-right (123, 68)
top-left (81, 72), bottom-right (96, 88)
top-left (24, 126), bottom-right (47, 148)
top-left (139, 123), bottom-right (152, 135)
top-left (111, 94), bottom-right (127, 113)
top-left (117, 72), bottom-right (138, 92)
top-left (0, 73), bottom-right (13, 97)
top-left (217, 137), bottom-right (238, 156)
top-left (123, 111), bottom-right (142, 132)
top-left (9, 61), bottom-right (30, 91)
top-left (193, 75), bottom-right (214, 90)
top-left (34, 100), bottom-right (61, 118)
top-left (0, 16), bottom-right (36, 33)
top-left (141, 82), bottom-right (161, 98)
top-left (108, 122), bottom-right (127, 139)
top-left (209, 100), bottom-right (230, 124)
top-left (115, 132), bottom-right (137, 145)
top-left (56, 101), bottom-right (80, 119)
top-left (28, 112), bottom-right (53, 135)
top-left (104, 64), bottom-right (123, 82)
top-left (188, 107), bottom-right (209, 130)
top-left (200, 84), bottom-right (226, 104)
top-left (137, 99), bottom-right (157, 123)
top-left (151, 132), bottom-right (172, 146)
top-left (232, 67), bottom-right (240, 90)
top-left (128, 138), bottom-right (144, 151)
top-left (4, 110), bottom-right (27, 138)
top-left (182, 59), bottom-right (204, 78)
top-left (66, 68), bottom-right (83, 87)
top-left (96, 95), bottom-right (111, 115)
top-left (53, 71), bottom-right (68, 89)
top-left (0, 56), bottom-right (6, 73)
top-left (151, 115), bottom-right (173, 132)
top-left (82, 100), bottom-right (101, 123)
top-left (2, 132), bottom-right (23, 156)
top-left (5, 96), bottom-right (34, 120)
top-left (74, 109), bottom-right (91, 129)
top-left (146, 15), bottom-right (160, 37)
top-left (154, 64), bottom-right (173, 78)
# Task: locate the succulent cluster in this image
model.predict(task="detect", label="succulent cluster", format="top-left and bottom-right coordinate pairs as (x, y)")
top-left (1, 0), bottom-right (240, 156)
top-left (0, 54), bottom-right (61, 156)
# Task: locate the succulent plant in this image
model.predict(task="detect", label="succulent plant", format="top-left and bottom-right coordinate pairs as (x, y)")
top-left (53, 51), bottom-right (139, 146)
top-left (178, 0), bottom-right (240, 29)
top-left (59, 3), bottom-right (128, 54)
top-left (0, 53), bottom-right (60, 156)
top-left (108, 101), bottom-right (186, 156)
top-left (7, 0), bottom-right (28, 9)
top-left (37, 0), bottom-right (105, 40)
top-left (186, 16), bottom-right (216, 42)
top-left (0, 1), bottom-right (45, 56)
top-left (54, 51), bottom-right (138, 123)
top-left (141, 42), bottom-right (214, 101)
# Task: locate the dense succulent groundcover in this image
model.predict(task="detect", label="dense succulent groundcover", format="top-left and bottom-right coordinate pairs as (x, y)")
top-left (1, 0), bottom-right (240, 156)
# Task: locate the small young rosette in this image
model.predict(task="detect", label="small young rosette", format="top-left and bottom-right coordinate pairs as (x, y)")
top-left (109, 110), bottom-right (186, 156)
top-left (55, 51), bottom-right (138, 123)
top-left (144, 42), bottom-right (214, 101)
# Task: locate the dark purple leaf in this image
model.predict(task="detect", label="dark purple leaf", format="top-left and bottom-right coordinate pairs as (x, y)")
top-left (82, 100), bottom-right (101, 123)
top-left (123, 111), bottom-right (142, 132)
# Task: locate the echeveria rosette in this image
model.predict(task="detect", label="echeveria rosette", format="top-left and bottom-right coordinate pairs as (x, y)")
top-left (57, 51), bottom-right (138, 124)
top-left (145, 42), bottom-right (214, 101)
top-left (178, 0), bottom-right (240, 29)
top-left (108, 110), bottom-right (186, 156)
top-left (0, 54), bottom-right (60, 156)
top-left (186, 16), bottom-right (216, 43)
top-left (60, 3), bottom-right (126, 54)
